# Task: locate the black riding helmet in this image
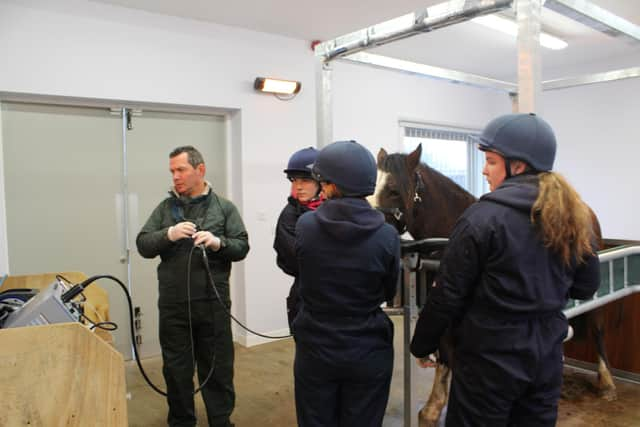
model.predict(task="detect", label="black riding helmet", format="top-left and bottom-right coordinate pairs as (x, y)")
top-left (284, 147), bottom-right (318, 180)
top-left (477, 113), bottom-right (557, 172)
top-left (312, 140), bottom-right (377, 197)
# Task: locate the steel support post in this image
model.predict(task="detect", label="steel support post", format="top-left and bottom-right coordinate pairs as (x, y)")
top-left (316, 60), bottom-right (333, 148)
top-left (516, 0), bottom-right (542, 113)
top-left (403, 252), bottom-right (420, 427)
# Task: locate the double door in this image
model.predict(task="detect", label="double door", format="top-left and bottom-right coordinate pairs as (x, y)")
top-left (1, 102), bottom-right (228, 359)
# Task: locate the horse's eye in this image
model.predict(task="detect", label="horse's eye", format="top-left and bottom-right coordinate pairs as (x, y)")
top-left (386, 187), bottom-right (400, 197)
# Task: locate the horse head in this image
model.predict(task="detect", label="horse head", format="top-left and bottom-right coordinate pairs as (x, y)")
top-left (369, 144), bottom-right (476, 240)
top-left (368, 144), bottom-right (423, 236)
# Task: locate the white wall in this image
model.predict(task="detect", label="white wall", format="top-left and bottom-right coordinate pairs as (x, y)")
top-left (332, 61), bottom-right (511, 151)
top-left (543, 76), bottom-right (640, 240)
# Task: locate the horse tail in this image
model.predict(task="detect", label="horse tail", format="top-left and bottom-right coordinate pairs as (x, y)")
top-left (531, 172), bottom-right (596, 266)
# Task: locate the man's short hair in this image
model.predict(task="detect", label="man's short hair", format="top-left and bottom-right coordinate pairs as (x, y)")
top-left (170, 146), bottom-right (205, 169)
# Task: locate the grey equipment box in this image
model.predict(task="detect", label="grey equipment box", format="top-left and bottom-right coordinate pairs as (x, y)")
top-left (3, 281), bottom-right (80, 328)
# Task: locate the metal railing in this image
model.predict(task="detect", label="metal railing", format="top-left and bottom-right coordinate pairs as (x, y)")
top-left (565, 245), bottom-right (640, 319)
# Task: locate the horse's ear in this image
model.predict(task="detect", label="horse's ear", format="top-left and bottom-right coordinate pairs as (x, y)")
top-left (406, 143), bottom-right (422, 172)
top-left (377, 148), bottom-right (388, 166)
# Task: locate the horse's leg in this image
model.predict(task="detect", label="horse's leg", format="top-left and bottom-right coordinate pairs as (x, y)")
top-left (590, 309), bottom-right (617, 401)
top-left (418, 362), bottom-right (450, 427)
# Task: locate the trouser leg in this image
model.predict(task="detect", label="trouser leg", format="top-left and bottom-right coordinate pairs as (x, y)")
top-left (339, 346), bottom-right (393, 427)
top-left (445, 357), bottom-right (516, 427)
top-left (159, 304), bottom-right (196, 427)
top-left (193, 300), bottom-right (235, 427)
top-left (294, 345), bottom-right (340, 427)
top-left (508, 344), bottom-right (563, 427)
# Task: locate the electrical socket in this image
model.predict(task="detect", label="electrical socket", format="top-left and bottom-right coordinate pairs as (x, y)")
top-left (135, 335), bottom-right (142, 345)
top-left (134, 319), bottom-right (142, 330)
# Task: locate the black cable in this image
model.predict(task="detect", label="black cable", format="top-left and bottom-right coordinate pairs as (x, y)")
top-left (70, 263), bottom-right (217, 396)
top-left (77, 310), bottom-right (118, 331)
top-left (186, 245), bottom-right (217, 395)
top-left (65, 237), bottom-right (294, 398)
top-left (57, 274), bottom-right (86, 302)
top-left (199, 247), bottom-right (293, 340)
top-left (65, 275), bottom-right (168, 396)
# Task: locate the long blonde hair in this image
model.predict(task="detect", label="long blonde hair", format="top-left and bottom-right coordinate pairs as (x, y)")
top-left (531, 172), bottom-right (598, 266)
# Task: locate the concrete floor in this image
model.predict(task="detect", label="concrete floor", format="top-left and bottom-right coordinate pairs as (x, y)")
top-left (126, 318), bottom-right (640, 427)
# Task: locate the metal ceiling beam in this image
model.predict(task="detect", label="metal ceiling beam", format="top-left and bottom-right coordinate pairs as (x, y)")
top-left (542, 67), bottom-right (640, 91)
top-left (544, 0), bottom-right (640, 43)
top-left (317, 62), bottom-right (333, 148)
top-left (314, 0), bottom-right (513, 61)
top-left (337, 54), bottom-right (640, 94)
top-left (341, 52), bottom-right (517, 92)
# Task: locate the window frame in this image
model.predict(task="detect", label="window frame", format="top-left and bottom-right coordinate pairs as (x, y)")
top-left (399, 121), bottom-right (487, 198)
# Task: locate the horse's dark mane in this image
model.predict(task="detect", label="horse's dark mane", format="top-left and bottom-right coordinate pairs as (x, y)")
top-left (417, 163), bottom-right (477, 203)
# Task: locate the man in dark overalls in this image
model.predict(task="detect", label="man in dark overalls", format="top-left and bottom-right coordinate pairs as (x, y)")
top-left (137, 145), bottom-right (249, 427)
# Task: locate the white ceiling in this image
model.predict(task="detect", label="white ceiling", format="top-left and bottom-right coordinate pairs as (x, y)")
top-left (93, 0), bottom-right (640, 81)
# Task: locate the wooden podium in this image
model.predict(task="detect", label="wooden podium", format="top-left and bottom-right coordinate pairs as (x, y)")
top-left (0, 322), bottom-right (127, 426)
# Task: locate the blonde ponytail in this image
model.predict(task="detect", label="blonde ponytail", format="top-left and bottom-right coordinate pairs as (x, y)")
top-left (531, 172), bottom-right (598, 266)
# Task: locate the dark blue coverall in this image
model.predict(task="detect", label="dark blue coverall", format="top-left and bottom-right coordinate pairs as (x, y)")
top-left (274, 195), bottom-right (314, 328)
top-left (293, 197), bottom-right (400, 427)
top-left (410, 174), bottom-right (600, 426)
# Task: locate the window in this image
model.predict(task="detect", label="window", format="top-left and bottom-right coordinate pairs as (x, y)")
top-left (401, 123), bottom-right (488, 197)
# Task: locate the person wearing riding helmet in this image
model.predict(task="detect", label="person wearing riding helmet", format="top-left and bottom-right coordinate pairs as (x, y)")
top-left (293, 140), bottom-right (400, 427)
top-left (274, 147), bottom-right (324, 330)
top-left (410, 113), bottom-right (600, 426)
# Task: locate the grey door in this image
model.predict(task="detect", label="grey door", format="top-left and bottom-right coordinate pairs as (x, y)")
top-left (1, 102), bottom-right (227, 359)
top-left (127, 110), bottom-right (227, 358)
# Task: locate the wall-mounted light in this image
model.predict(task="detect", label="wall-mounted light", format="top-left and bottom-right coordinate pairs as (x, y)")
top-left (254, 77), bottom-right (301, 99)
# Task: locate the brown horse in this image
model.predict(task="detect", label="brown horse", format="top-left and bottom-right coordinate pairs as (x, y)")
top-left (369, 144), bottom-right (616, 427)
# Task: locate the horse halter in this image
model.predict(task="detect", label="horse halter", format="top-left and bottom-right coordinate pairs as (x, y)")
top-left (376, 171), bottom-right (424, 234)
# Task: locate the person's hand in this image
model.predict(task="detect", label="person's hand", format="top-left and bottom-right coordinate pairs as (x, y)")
top-left (416, 354), bottom-right (437, 368)
top-left (193, 230), bottom-right (222, 251)
top-left (167, 221), bottom-right (197, 241)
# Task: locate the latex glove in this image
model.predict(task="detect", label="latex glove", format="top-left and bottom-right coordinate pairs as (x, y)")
top-left (416, 354), bottom-right (437, 368)
top-left (167, 221), bottom-right (197, 241)
top-left (193, 230), bottom-right (222, 251)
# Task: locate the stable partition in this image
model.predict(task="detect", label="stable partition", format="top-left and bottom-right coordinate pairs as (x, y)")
top-left (564, 244), bottom-right (640, 377)
top-left (0, 322), bottom-right (127, 426)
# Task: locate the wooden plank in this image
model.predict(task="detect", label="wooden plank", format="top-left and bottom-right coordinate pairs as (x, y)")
top-left (0, 323), bottom-right (127, 426)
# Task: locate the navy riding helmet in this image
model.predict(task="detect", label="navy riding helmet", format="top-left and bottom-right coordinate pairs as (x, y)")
top-left (284, 147), bottom-right (318, 179)
top-left (477, 113), bottom-right (557, 172)
top-left (312, 140), bottom-right (377, 197)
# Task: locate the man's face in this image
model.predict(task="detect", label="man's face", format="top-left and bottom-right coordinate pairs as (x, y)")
top-left (482, 151), bottom-right (506, 192)
top-left (170, 152), bottom-right (205, 197)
